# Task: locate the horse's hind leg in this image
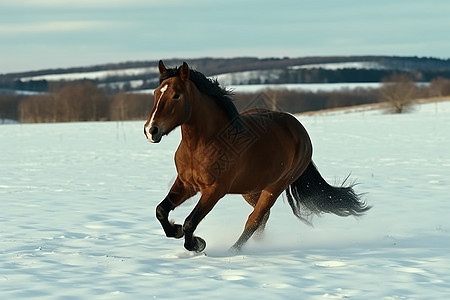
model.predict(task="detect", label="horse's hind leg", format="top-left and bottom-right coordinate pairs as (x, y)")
top-left (242, 192), bottom-right (260, 207)
top-left (242, 192), bottom-right (269, 240)
top-left (232, 190), bottom-right (279, 251)
top-left (156, 177), bottom-right (196, 239)
top-left (254, 210), bottom-right (270, 240)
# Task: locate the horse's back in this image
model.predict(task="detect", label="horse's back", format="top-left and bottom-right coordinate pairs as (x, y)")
top-left (240, 109), bottom-right (311, 145)
top-left (241, 108), bottom-right (273, 115)
top-left (229, 109), bottom-right (313, 192)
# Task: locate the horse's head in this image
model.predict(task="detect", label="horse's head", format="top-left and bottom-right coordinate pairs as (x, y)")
top-left (144, 60), bottom-right (192, 143)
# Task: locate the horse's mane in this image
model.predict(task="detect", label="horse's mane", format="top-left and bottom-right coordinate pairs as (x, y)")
top-left (160, 66), bottom-right (240, 121)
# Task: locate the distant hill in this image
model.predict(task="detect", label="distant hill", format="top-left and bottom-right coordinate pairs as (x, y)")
top-left (1, 56), bottom-right (450, 94)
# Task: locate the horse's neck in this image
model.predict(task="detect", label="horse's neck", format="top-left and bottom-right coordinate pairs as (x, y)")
top-left (181, 93), bottom-right (229, 146)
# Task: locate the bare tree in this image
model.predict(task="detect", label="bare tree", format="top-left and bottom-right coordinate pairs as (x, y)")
top-left (110, 91), bottom-right (152, 121)
top-left (428, 77), bottom-right (450, 98)
top-left (0, 95), bottom-right (21, 122)
top-left (379, 73), bottom-right (417, 113)
top-left (18, 94), bottom-right (57, 123)
top-left (110, 91), bottom-right (128, 121)
top-left (56, 82), bottom-right (108, 121)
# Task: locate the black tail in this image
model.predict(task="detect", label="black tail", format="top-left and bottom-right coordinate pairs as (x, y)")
top-left (286, 161), bottom-right (370, 225)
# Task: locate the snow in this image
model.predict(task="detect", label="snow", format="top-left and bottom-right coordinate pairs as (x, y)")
top-left (99, 79), bottom-right (145, 90)
top-left (214, 62), bottom-right (385, 87)
top-left (20, 67), bottom-right (158, 82)
top-left (228, 82), bottom-right (383, 93)
top-left (136, 83), bottom-right (383, 95)
top-left (214, 70), bottom-right (284, 85)
top-left (0, 119), bottom-right (19, 124)
top-left (0, 89), bottom-right (41, 96)
top-left (1, 100), bottom-right (450, 299)
top-left (289, 61), bottom-right (386, 70)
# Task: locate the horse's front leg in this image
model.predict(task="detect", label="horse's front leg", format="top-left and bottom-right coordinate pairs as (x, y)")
top-left (156, 177), bottom-right (196, 239)
top-left (182, 188), bottom-right (224, 252)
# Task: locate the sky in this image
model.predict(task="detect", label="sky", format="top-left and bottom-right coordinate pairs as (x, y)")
top-left (1, 0), bottom-right (450, 73)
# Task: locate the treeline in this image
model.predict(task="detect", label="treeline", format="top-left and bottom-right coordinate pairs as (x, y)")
top-left (233, 88), bottom-right (380, 113)
top-left (3, 56), bottom-right (450, 94)
top-left (1, 82), bottom-right (152, 123)
top-left (0, 79), bottom-right (48, 92)
top-left (269, 68), bottom-right (450, 85)
top-left (236, 76), bottom-right (450, 113)
top-left (6, 67), bottom-right (450, 95)
top-left (2, 77), bottom-right (450, 123)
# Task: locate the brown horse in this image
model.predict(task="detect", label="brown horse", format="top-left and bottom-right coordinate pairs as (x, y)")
top-left (144, 60), bottom-right (370, 252)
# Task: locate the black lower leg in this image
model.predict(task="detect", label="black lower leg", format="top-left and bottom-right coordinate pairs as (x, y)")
top-left (156, 197), bottom-right (184, 238)
top-left (183, 218), bottom-right (206, 252)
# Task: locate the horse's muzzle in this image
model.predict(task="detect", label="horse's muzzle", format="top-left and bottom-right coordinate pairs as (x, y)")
top-left (144, 125), bottom-right (163, 143)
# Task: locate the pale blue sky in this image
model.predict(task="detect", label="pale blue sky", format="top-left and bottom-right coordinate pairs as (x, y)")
top-left (1, 0), bottom-right (449, 73)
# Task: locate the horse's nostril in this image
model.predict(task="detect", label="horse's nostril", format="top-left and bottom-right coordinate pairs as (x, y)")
top-left (150, 126), bottom-right (159, 136)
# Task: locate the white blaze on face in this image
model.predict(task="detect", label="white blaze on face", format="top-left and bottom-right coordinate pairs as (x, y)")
top-left (145, 84), bottom-right (168, 141)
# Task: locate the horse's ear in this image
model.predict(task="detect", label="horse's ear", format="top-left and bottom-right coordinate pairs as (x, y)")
top-left (180, 62), bottom-right (190, 82)
top-left (158, 60), bottom-right (167, 75)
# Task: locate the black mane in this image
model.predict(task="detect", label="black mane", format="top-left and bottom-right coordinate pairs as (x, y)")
top-left (160, 66), bottom-right (240, 121)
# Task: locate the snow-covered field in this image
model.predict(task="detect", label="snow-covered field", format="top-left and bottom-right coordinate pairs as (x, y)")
top-left (288, 61), bottom-right (386, 70)
top-left (1, 100), bottom-right (449, 299)
top-left (228, 82), bottom-right (383, 93)
top-left (133, 82), bottom-right (383, 96)
top-left (20, 67), bottom-right (159, 82)
top-left (15, 60), bottom-right (391, 95)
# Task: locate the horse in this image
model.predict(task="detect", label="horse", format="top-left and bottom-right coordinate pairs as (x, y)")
top-left (144, 60), bottom-right (370, 252)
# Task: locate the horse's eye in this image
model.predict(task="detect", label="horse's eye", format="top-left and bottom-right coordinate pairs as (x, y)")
top-left (173, 94), bottom-right (181, 100)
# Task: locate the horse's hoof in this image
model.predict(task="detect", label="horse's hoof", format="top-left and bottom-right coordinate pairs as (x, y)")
top-left (185, 236), bottom-right (206, 252)
top-left (173, 224), bottom-right (184, 239)
top-left (166, 224), bottom-right (184, 239)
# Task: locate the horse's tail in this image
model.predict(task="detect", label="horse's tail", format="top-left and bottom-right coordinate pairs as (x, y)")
top-left (286, 161), bottom-right (370, 225)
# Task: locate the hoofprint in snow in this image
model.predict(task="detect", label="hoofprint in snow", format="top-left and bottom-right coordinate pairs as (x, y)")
top-left (1, 100), bottom-right (449, 299)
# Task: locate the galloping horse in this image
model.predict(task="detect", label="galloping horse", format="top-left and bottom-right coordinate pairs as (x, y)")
top-left (144, 61), bottom-right (370, 252)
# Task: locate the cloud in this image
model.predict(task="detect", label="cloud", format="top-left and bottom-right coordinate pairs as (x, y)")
top-left (0, 21), bottom-right (114, 35)
top-left (2, 0), bottom-right (178, 8)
